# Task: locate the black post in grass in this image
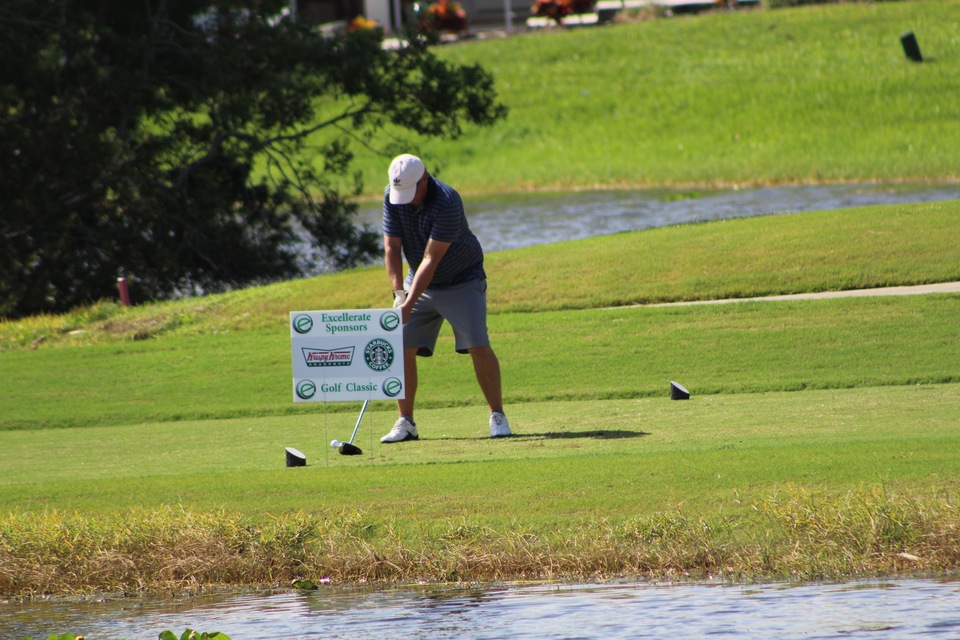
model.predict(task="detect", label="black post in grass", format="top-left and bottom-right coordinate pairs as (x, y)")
top-left (900, 31), bottom-right (923, 62)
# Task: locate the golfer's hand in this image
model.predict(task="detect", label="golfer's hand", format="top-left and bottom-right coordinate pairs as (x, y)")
top-left (393, 289), bottom-right (407, 308)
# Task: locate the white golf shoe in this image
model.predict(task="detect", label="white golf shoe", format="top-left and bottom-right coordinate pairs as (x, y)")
top-left (380, 417), bottom-right (419, 443)
top-left (490, 411), bottom-right (512, 438)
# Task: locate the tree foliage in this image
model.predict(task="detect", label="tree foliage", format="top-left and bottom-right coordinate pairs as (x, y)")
top-left (0, 0), bottom-right (506, 318)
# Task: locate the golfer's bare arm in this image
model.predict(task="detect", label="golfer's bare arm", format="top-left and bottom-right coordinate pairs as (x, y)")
top-left (385, 234), bottom-right (451, 319)
top-left (383, 236), bottom-right (450, 309)
top-left (384, 235), bottom-right (406, 291)
top-left (405, 238), bottom-right (451, 305)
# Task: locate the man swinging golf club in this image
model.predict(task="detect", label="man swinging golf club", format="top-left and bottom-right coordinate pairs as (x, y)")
top-left (381, 153), bottom-right (512, 443)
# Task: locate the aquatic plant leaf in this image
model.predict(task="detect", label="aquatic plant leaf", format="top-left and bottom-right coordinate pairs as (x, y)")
top-left (292, 578), bottom-right (319, 590)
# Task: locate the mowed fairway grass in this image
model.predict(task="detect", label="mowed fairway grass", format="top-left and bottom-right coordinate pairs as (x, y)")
top-left (340, 0), bottom-right (960, 195)
top-left (2, 202), bottom-right (959, 595)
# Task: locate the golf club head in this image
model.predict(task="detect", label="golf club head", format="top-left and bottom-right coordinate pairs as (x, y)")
top-left (337, 442), bottom-right (363, 456)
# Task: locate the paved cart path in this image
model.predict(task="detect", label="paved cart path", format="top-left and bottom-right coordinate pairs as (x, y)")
top-left (645, 281), bottom-right (960, 307)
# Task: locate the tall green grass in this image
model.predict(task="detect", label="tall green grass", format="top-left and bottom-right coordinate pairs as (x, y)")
top-left (4, 483), bottom-right (959, 595)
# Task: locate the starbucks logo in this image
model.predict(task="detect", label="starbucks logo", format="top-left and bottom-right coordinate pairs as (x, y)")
top-left (292, 314), bottom-right (314, 334)
top-left (380, 311), bottom-right (401, 332)
top-left (364, 338), bottom-right (394, 372)
top-left (382, 377), bottom-right (403, 398)
top-left (295, 379), bottom-right (317, 400)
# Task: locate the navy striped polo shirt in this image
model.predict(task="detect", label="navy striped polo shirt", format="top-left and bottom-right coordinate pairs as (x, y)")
top-left (382, 175), bottom-right (486, 288)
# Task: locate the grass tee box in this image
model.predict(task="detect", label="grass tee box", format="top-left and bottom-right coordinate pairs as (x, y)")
top-left (1, 385), bottom-right (958, 520)
top-left (2, 385), bottom-right (959, 595)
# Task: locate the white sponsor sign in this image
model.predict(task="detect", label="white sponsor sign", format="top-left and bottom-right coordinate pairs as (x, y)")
top-left (290, 309), bottom-right (405, 402)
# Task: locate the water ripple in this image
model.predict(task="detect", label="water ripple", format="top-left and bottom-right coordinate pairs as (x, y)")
top-left (358, 183), bottom-right (960, 253)
top-left (6, 578), bottom-right (960, 640)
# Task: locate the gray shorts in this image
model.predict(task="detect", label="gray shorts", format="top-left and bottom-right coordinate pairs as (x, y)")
top-left (405, 278), bottom-right (490, 357)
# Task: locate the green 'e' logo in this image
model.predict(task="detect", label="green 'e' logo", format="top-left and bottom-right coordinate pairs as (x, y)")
top-left (382, 377), bottom-right (403, 398)
top-left (293, 314), bottom-right (314, 334)
top-left (380, 311), bottom-right (401, 332)
top-left (295, 380), bottom-right (317, 399)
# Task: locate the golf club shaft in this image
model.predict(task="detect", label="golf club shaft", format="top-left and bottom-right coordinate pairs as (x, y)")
top-left (348, 399), bottom-right (369, 445)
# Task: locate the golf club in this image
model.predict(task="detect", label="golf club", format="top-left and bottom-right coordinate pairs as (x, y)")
top-left (331, 399), bottom-right (368, 456)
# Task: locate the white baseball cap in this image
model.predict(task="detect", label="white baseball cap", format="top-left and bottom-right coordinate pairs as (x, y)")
top-left (388, 154), bottom-right (425, 205)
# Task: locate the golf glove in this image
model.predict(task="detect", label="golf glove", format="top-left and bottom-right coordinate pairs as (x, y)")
top-left (393, 289), bottom-right (407, 308)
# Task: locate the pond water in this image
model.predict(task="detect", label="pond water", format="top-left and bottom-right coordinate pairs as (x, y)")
top-left (357, 183), bottom-right (960, 252)
top-left (3, 577), bottom-right (960, 639)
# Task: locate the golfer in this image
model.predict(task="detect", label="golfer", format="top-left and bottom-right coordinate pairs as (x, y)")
top-left (380, 153), bottom-right (511, 442)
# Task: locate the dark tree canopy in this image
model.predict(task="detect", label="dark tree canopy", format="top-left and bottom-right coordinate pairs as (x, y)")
top-left (0, 0), bottom-right (506, 318)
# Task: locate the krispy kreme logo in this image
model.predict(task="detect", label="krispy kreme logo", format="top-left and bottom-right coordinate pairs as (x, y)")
top-left (302, 346), bottom-right (354, 367)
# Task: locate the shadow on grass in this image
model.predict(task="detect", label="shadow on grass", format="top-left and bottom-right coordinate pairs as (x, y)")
top-left (527, 429), bottom-right (651, 440)
top-left (434, 430), bottom-right (650, 441)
